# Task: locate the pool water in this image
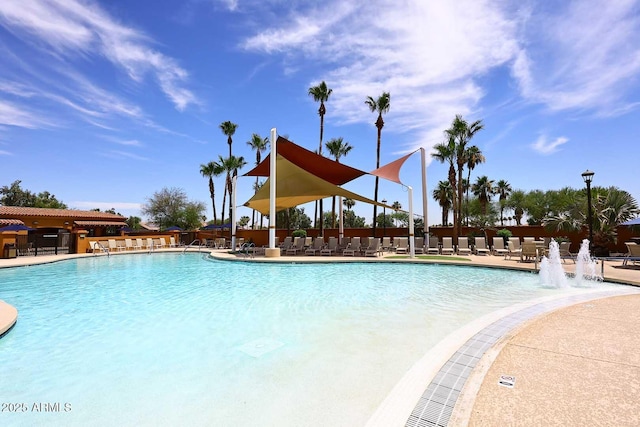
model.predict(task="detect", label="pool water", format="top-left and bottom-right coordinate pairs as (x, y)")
top-left (0, 254), bottom-right (617, 426)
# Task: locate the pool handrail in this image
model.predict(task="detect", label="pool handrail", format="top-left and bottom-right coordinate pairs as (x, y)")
top-left (183, 239), bottom-right (203, 253)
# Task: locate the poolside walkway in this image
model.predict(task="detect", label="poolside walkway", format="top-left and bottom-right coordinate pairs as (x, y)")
top-left (1, 248), bottom-right (639, 426)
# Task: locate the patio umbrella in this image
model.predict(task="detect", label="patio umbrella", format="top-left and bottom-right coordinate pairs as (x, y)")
top-left (0, 224), bottom-right (34, 232)
top-left (620, 218), bottom-right (640, 226)
top-left (201, 224), bottom-right (231, 230)
top-left (164, 226), bottom-right (183, 231)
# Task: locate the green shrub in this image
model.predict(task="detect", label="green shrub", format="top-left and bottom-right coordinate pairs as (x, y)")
top-left (496, 228), bottom-right (512, 243)
top-left (292, 229), bottom-right (307, 238)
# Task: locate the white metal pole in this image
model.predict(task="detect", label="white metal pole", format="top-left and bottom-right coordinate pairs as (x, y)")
top-left (269, 128), bottom-right (277, 249)
top-left (339, 195), bottom-right (344, 241)
top-left (408, 185), bottom-right (415, 258)
top-left (420, 148), bottom-right (428, 236)
top-left (231, 175), bottom-right (237, 251)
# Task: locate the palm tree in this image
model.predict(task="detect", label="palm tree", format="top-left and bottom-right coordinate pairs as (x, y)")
top-left (365, 91), bottom-right (391, 237)
top-left (432, 180), bottom-right (453, 226)
top-left (495, 179), bottom-right (512, 226)
top-left (464, 146), bottom-right (485, 225)
top-left (471, 175), bottom-right (495, 215)
top-left (253, 180), bottom-right (266, 228)
top-left (391, 201), bottom-right (402, 227)
top-left (444, 115), bottom-right (484, 238)
top-left (309, 81), bottom-right (333, 232)
top-left (432, 136), bottom-right (458, 236)
top-left (200, 160), bottom-right (225, 224)
top-left (325, 137), bottom-right (353, 227)
top-left (343, 198), bottom-right (355, 211)
top-left (507, 189), bottom-right (527, 226)
top-left (220, 121), bottom-right (238, 158)
top-left (220, 155), bottom-right (247, 227)
top-left (246, 133), bottom-right (269, 229)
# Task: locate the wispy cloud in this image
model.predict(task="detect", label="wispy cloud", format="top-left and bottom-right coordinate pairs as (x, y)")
top-left (0, 100), bottom-right (56, 128)
top-left (531, 135), bottom-right (568, 155)
top-left (101, 150), bottom-right (151, 161)
top-left (0, 150), bottom-right (12, 156)
top-left (0, 0), bottom-right (197, 111)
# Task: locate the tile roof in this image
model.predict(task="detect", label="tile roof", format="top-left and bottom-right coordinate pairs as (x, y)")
top-left (0, 206), bottom-right (126, 220)
top-left (0, 218), bottom-right (25, 226)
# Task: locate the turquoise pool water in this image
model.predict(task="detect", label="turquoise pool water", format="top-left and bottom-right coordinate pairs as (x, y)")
top-left (0, 254), bottom-right (617, 426)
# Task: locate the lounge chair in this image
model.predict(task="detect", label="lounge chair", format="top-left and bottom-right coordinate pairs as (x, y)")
top-left (505, 241), bottom-right (522, 260)
top-left (286, 237), bottom-right (306, 255)
top-left (623, 242), bottom-right (640, 266)
top-left (108, 239), bottom-right (120, 252)
top-left (304, 236), bottom-right (313, 248)
top-left (360, 237), bottom-right (370, 254)
top-left (395, 237), bottom-right (409, 254)
top-left (337, 237), bottom-right (351, 255)
top-left (125, 238), bottom-right (134, 251)
top-left (364, 238), bottom-right (381, 257)
top-left (381, 236), bottom-right (392, 252)
top-left (158, 238), bottom-right (168, 248)
top-left (320, 237), bottom-right (338, 256)
top-left (509, 237), bottom-right (522, 251)
top-left (134, 238), bottom-right (144, 250)
top-left (558, 241), bottom-right (575, 263)
top-left (474, 237), bottom-right (490, 255)
top-left (343, 237), bottom-right (361, 256)
top-left (279, 236), bottom-right (293, 254)
top-left (457, 237), bottom-right (471, 255)
top-left (426, 236), bottom-right (440, 254)
top-left (305, 237), bottom-right (325, 255)
top-left (169, 237), bottom-right (180, 248)
top-left (520, 241), bottom-right (538, 262)
top-left (491, 237), bottom-right (508, 256)
top-left (413, 237), bottom-right (425, 254)
top-left (523, 237), bottom-right (535, 243)
top-left (441, 237), bottom-right (455, 255)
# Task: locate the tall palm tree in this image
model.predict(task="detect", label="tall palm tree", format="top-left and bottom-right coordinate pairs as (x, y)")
top-left (507, 189), bottom-right (527, 225)
top-left (325, 137), bottom-right (353, 227)
top-left (445, 115), bottom-right (484, 237)
top-left (343, 198), bottom-right (355, 211)
top-left (391, 201), bottom-right (402, 227)
top-left (220, 121), bottom-right (238, 158)
top-left (432, 137), bottom-right (458, 237)
top-left (495, 179), bottom-right (513, 226)
top-left (200, 160), bottom-right (225, 224)
top-left (308, 81), bottom-right (333, 232)
top-left (365, 91), bottom-right (391, 237)
top-left (220, 155), bottom-right (247, 227)
top-left (433, 180), bottom-right (453, 226)
top-left (471, 175), bottom-right (495, 215)
top-left (246, 133), bottom-right (269, 229)
top-left (464, 146), bottom-right (485, 225)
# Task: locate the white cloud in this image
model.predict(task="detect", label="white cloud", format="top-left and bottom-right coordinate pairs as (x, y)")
top-left (0, 150), bottom-right (12, 156)
top-left (0, 0), bottom-right (197, 111)
top-left (531, 135), bottom-right (568, 155)
top-left (0, 100), bottom-right (55, 128)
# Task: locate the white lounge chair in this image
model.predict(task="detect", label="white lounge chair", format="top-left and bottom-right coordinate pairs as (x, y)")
top-left (474, 237), bottom-right (490, 255)
top-left (441, 237), bottom-right (455, 255)
top-left (457, 237), bottom-right (471, 255)
top-left (135, 238), bottom-right (144, 250)
top-left (426, 236), bottom-right (440, 254)
top-left (320, 237), bottom-right (338, 256)
top-left (108, 239), bottom-right (120, 252)
top-left (505, 241), bottom-right (522, 260)
top-left (125, 238), bottom-right (134, 251)
top-left (491, 237), bottom-right (508, 256)
top-left (305, 238), bottom-right (324, 255)
top-left (343, 237), bottom-right (361, 256)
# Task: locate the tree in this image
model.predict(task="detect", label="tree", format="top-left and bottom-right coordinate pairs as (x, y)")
top-left (464, 146), bottom-right (485, 225)
top-left (126, 216), bottom-right (142, 230)
top-left (507, 190), bottom-right (527, 225)
top-left (471, 175), bottom-right (495, 215)
top-left (446, 115), bottom-right (484, 238)
top-left (220, 121), bottom-right (238, 158)
top-left (342, 209), bottom-right (366, 228)
top-left (238, 216), bottom-right (250, 228)
top-left (375, 212), bottom-right (395, 228)
top-left (365, 91), bottom-right (390, 237)
top-left (495, 179), bottom-right (512, 226)
top-left (343, 198), bottom-right (355, 211)
top-left (325, 136), bottom-right (353, 227)
top-left (432, 137), bottom-right (457, 231)
top-left (247, 133), bottom-right (269, 229)
top-left (308, 81), bottom-right (333, 233)
top-left (220, 155), bottom-right (247, 226)
top-left (200, 160), bottom-right (224, 223)
top-left (141, 187), bottom-right (206, 231)
top-left (0, 180), bottom-right (67, 208)
top-left (391, 201), bottom-right (402, 227)
top-left (432, 180), bottom-right (453, 226)
top-left (275, 207), bottom-right (312, 230)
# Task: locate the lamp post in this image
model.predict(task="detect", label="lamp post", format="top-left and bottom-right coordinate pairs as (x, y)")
top-left (381, 199), bottom-right (387, 237)
top-left (581, 170), bottom-right (595, 251)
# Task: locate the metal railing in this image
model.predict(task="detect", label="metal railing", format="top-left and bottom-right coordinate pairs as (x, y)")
top-left (182, 239), bottom-right (202, 253)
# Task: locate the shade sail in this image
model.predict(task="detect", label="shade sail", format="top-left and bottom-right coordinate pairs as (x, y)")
top-left (370, 149), bottom-right (418, 185)
top-left (244, 155), bottom-right (393, 215)
top-left (244, 136), bottom-right (366, 185)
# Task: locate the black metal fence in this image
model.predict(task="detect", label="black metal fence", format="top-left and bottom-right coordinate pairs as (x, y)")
top-left (15, 231), bottom-right (73, 256)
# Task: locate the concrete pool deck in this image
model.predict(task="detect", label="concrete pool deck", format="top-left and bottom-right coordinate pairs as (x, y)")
top-left (1, 248), bottom-right (639, 426)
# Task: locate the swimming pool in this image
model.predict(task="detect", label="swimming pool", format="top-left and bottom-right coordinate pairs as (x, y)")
top-left (0, 254), bottom-right (619, 426)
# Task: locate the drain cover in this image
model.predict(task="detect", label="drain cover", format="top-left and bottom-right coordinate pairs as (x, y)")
top-left (498, 375), bottom-right (516, 388)
top-left (237, 337), bottom-right (285, 358)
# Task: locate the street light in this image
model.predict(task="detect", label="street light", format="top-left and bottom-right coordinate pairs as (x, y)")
top-left (581, 169), bottom-right (595, 251)
top-left (381, 199), bottom-right (387, 237)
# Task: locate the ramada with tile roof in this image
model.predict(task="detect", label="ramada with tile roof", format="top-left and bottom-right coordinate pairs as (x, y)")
top-left (0, 206), bottom-right (127, 230)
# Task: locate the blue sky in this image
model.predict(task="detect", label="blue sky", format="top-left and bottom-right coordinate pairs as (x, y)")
top-left (1, 0), bottom-right (639, 226)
